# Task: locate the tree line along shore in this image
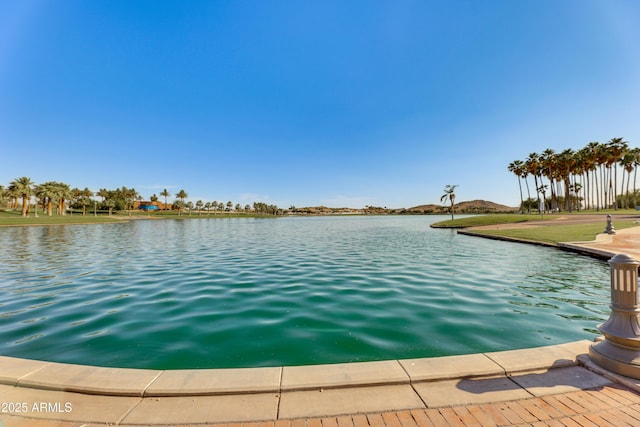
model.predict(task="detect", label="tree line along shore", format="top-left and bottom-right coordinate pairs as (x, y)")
top-left (1, 178), bottom-right (515, 219)
top-left (0, 180), bottom-right (287, 218)
top-left (4, 136), bottom-right (639, 222)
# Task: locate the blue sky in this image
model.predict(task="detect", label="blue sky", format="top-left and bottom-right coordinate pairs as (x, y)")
top-left (1, 1), bottom-right (639, 209)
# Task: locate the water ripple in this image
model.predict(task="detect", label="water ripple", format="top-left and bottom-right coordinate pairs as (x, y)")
top-left (0, 216), bottom-right (612, 368)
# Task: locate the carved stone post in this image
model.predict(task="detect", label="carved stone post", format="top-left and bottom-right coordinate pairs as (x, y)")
top-left (604, 214), bottom-right (616, 234)
top-left (590, 254), bottom-right (640, 378)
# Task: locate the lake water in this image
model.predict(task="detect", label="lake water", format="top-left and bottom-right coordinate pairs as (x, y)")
top-left (0, 215), bottom-right (611, 369)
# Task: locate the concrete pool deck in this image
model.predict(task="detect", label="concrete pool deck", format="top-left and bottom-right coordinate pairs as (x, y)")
top-left (3, 340), bottom-right (640, 425)
top-left (3, 220), bottom-right (640, 425)
top-left (559, 222), bottom-right (640, 261)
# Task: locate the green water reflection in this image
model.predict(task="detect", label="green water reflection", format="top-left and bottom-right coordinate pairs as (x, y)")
top-left (0, 216), bottom-right (610, 368)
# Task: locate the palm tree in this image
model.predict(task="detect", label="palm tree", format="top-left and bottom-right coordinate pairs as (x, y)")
top-left (5, 185), bottom-right (18, 209)
top-left (80, 187), bottom-right (93, 215)
top-left (576, 147), bottom-right (593, 209)
top-left (120, 187), bottom-right (139, 217)
top-left (584, 142), bottom-right (602, 210)
top-left (196, 200), bottom-right (204, 215)
top-left (175, 189), bottom-right (187, 203)
top-left (631, 147), bottom-right (640, 209)
top-left (440, 185), bottom-right (458, 220)
top-left (175, 189), bottom-right (188, 216)
top-left (525, 153), bottom-right (544, 214)
top-left (35, 181), bottom-right (60, 216)
top-left (556, 149), bottom-right (575, 211)
top-left (105, 199), bottom-right (115, 216)
top-left (9, 177), bottom-right (34, 216)
top-left (541, 149), bottom-right (558, 212)
top-left (597, 139), bottom-right (621, 208)
top-left (607, 137), bottom-right (628, 209)
top-left (537, 183), bottom-right (548, 218)
top-left (97, 188), bottom-right (109, 203)
top-left (172, 199), bottom-right (184, 215)
top-left (620, 149), bottom-right (635, 209)
top-left (160, 188), bottom-right (170, 211)
top-left (53, 182), bottom-right (71, 216)
top-left (508, 161), bottom-right (525, 213)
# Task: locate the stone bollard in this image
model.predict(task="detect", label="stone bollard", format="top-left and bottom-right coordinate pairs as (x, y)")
top-left (604, 214), bottom-right (616, 234)
top-left (590, 253), bottom-right (640, 378)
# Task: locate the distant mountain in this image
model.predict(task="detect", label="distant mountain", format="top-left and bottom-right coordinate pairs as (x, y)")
top-left (408, 199), bottom-right (517, 214)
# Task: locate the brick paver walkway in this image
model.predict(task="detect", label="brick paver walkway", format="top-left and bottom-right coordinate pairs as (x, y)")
top-left (2, 383), bottom-right (640, 426)
top-left (228, 384), bottom-right (640, 427)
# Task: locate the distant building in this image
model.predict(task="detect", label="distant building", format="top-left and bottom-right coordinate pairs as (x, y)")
top-left (133, 201), bottom-right (171, 211)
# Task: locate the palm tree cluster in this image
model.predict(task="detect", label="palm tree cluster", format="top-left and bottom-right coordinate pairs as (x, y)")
top-left (1, 178), bottom-right (283, 217)
top-left (96, 187), bottom-right (140, 216)
top-left (170, 189), bottom-right (255, 216)
top-left (252, 202), bottom-right (282, 215)
top-left (3, 178), bottom-right (76, 217)
top-left (508, 138), bottom-right (639, 213)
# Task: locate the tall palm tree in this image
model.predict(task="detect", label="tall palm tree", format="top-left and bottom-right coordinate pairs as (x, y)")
top-left (577, 147), bottom-right (593, 209)
top-left (525, 153), bottom-right (544, 214)
top-left (585, 142), bottom-right (602, 210)
top-left (557, 149), bottom-right (575, 211)
top-left (592, 142), bottom-right (609, 209)
top-left (120, 186), bottom-right (139, 217)
top-left (440, 184), bottom-right (458, 220)
top-left (9, 176), bottom-right (34, 216)
top-left (508, 161), bottom-right (525, 213)
top-left (607, 137), bottom-right (628, 209)
top-left (541, 149), bottom-right (558, 212)
top-left (518, 162), bottom-right (532, 213)
top-left (572, 153), bottom-right (586, 211)
top-left (620, 149), bottom-right (635, 209)
top-left (160, 188), bottom-right (170, 211)
top-left (631, 147), bottom-right (640, 209)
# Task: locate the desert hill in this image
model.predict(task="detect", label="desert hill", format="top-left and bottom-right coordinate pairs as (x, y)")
top-left (409, 199), bottom-right (517, 214)
top-left (291, 200), bottom-right (517, 215)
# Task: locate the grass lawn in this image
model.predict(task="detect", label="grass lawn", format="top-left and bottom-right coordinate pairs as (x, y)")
top-left (471, 220), bottom-right (639, 245)
top-left (432, 210), bottom-right (640, 228)
top-left (431, 214), bottom-right (543, 228)
top-left (0, 209), bottom-right (278, 226)
top-left (0, 210), bottom-right (127, 226)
